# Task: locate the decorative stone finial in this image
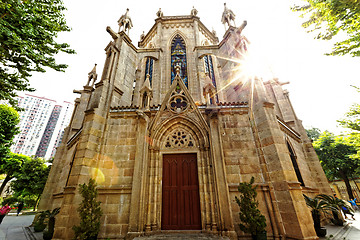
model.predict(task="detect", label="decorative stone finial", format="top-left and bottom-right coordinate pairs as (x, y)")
top-left (191, 6), bottom-right (198, 16)
top-left (175, 65), bottom-right (181, 76)
top-left (221, 3), bottom-right (236, 29)
top-left (156, 8), bottom-right (163, 18)
top-left (140, 31), bottom-right (145, 41)
top-left (212, 28), bottom-right (217, 37)
top-left (118, 8), bottom-right (133, 35)
top-left (87, 64), bottom-right (98, 87)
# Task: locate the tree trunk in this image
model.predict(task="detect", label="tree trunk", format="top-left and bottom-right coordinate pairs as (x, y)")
top-left (0, 175), bottom-right (13, 196)
top-left (34, 194), bottom-right (41, 211)
top-left (340, 171), bottom-right (354, 199)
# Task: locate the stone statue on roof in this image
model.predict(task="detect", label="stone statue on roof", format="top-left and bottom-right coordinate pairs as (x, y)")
top-left (191, 6), bottom-right (198, 16)
top-left (156, 8), bottom-right (163, 18)
top-left (118, 8), bottom-right (133, 35)
top-left (221, 3), bottom-right (236, 29)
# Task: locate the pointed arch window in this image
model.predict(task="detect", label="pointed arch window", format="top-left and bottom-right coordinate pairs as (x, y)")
top-left (171, 35), bottom-right (188, 87)
top-left (287, 141), bottom-right (304, 186)
top-left (145, 57), bottom-right (154, 86)
top-left (204, 55), bottom-right (219, 103)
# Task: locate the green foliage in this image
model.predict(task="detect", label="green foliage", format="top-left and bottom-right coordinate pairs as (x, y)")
top-left (0, 153), bottom-right (30, 195)
top-left (339, 87), bottom-right (360, 146)
top-left (292, 0), bottom-right (360, 57)
top-left (72, 178), bottom-right (103, 240)
top-left (235, 176), bottom-right (267, 235)
top-left (33, 211), bottom-right (47, 232)
top-left (11, 157), bottom-right (50, 210)
top-left (304, 194), bottom-right (346, 230)
top-left (303, 194), bottom-right (338, 232)
top-left (313, 131), bottom-right (360, 198)
top-left (313, 132), bottom-right (359, 179)
top-left (43, 208), bottom-right (60, 240)
top-left (304, 194), bottom-right (338, 214)
top-left (306, 127), bottom-right (322, 141)
top-left (0, 104), bottom-right (19, 158)
top-left (0, 0), bottom-right (75, 107)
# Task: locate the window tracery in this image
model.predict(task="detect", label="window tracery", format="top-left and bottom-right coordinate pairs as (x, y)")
top-left (145, 57), bottom-right (154, 86)
top-left (164, 129), bottom-right (194, 148)
top-left (167, 84), bottom-right (190, 114)
top-left (204, 55), bottom-right (218, 103)
top-left (171, 35), bottom-right (188, 87)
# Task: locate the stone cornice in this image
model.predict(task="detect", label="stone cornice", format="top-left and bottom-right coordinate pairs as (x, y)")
top-left (277, 116), bottom-right (301, 142)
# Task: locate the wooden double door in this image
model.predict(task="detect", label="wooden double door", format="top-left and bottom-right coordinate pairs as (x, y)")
top-left (161, 153), bottom-right (201, 230)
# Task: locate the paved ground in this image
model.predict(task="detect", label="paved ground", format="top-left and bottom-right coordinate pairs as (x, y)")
top-left (0, 212), bottom-right (35, 240)
top-left (1, 211), bottom-right (360, 239)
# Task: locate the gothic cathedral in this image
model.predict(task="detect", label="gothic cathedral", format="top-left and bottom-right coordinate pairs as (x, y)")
top-left (39, 5), bottom-right (332, 240)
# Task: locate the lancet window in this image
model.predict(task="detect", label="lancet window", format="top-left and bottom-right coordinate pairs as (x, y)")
top-left (145, 57), bottom-right (154, 85)
top-left (287, 141), bottom-right (304, 186)
top-left (171, 35), bottom-right (188, 87)
top-left (204, 55), bottom-right (219, 103)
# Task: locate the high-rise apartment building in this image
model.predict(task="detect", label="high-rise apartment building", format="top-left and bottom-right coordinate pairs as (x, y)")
top-left (11, 94), bottom-right (73, 159)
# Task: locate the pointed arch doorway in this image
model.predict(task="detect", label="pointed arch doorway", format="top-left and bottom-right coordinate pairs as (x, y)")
top-left (161, 153), bottom-right (201, 230)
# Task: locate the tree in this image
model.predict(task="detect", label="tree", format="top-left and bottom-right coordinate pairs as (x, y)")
top-left (235, 176), bottom-right (267, 237)
top-left (11, 157), bottom-right (50, 210)
top-left (313, 131), bottom-right (360, 199)
top-left (306, 127), bottom-right (321, 141)
top-left (0, 153), bottom-right (30, 195)
top-left (0, 104), bottom-right (19, 158)
top-left (292, 1), bottom-right (360, 56)
top-left (338, 86), bottom-right (360, 138)
top-left (73, 178), bottom-right (103, 240)
top-left (0, 0), bottom-right (75, 107)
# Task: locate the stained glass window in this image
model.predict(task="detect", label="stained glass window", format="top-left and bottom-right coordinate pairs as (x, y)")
top-left (171, 35), bottom-right (188, 87)
top-left (204, 55), bottom-right (218, 103)
top-left (144, 57), bottom-right (154, 86)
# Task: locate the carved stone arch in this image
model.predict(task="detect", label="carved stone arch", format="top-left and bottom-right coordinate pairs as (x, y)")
top-left (150, 116), bottom-right (209, 150)
top-left (145, 115), bottom-right (218, 233)
top-left (167, 30), bottom-right (189, 48)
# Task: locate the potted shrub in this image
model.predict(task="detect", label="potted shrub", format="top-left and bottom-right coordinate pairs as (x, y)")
top-left (317, 194), bottom-right (346, 226)
top-left (33, 211), bottom-right (47, 232)
top-left (72, 178), bottom-right (103, 240)
top-left (43, 207), bottom-right (61, 240)
top-left (235, 176), bottom-right (267, 240)
top-left (303, 194), bottom-right (336, 237)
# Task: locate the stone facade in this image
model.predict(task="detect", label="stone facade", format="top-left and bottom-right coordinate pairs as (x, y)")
top-left (38, 9), bottom-right (332, 240)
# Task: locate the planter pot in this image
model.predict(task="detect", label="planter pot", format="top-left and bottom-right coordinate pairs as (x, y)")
top-left (251, 231), bottom-right (267, 240)
top-left (331, 218), bottom-right (344, 226)
top-left (315, 227), bottom-right (327, 237)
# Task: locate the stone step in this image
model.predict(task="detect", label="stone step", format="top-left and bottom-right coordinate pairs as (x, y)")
top-left (134, 233), bottom-right (230, 240)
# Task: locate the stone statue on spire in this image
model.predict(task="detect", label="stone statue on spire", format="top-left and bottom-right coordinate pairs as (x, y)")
top-left (118, 8), bottom-right (133, 35)
top-left (221, 3), bottom-right (236, 30)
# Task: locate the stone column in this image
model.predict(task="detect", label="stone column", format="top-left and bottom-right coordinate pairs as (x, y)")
top-left (127, 111), bottom-right (150, 237)
top-left (208, 111), bottom-right (236, 238)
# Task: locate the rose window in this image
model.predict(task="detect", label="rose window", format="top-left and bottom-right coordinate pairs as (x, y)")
top-left (164, 130), bottom-right (194, 148)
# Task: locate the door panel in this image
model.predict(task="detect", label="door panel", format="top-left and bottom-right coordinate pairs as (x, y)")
top-left (162, 153), bottom-right (201, 230)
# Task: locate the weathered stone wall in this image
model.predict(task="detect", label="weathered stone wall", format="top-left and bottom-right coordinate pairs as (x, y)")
top-left (95, 112), bottom-right (138, 238)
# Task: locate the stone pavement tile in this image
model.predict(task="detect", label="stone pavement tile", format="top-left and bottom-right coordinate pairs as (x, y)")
top-left (0, 214), bottom-right (35, 240)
